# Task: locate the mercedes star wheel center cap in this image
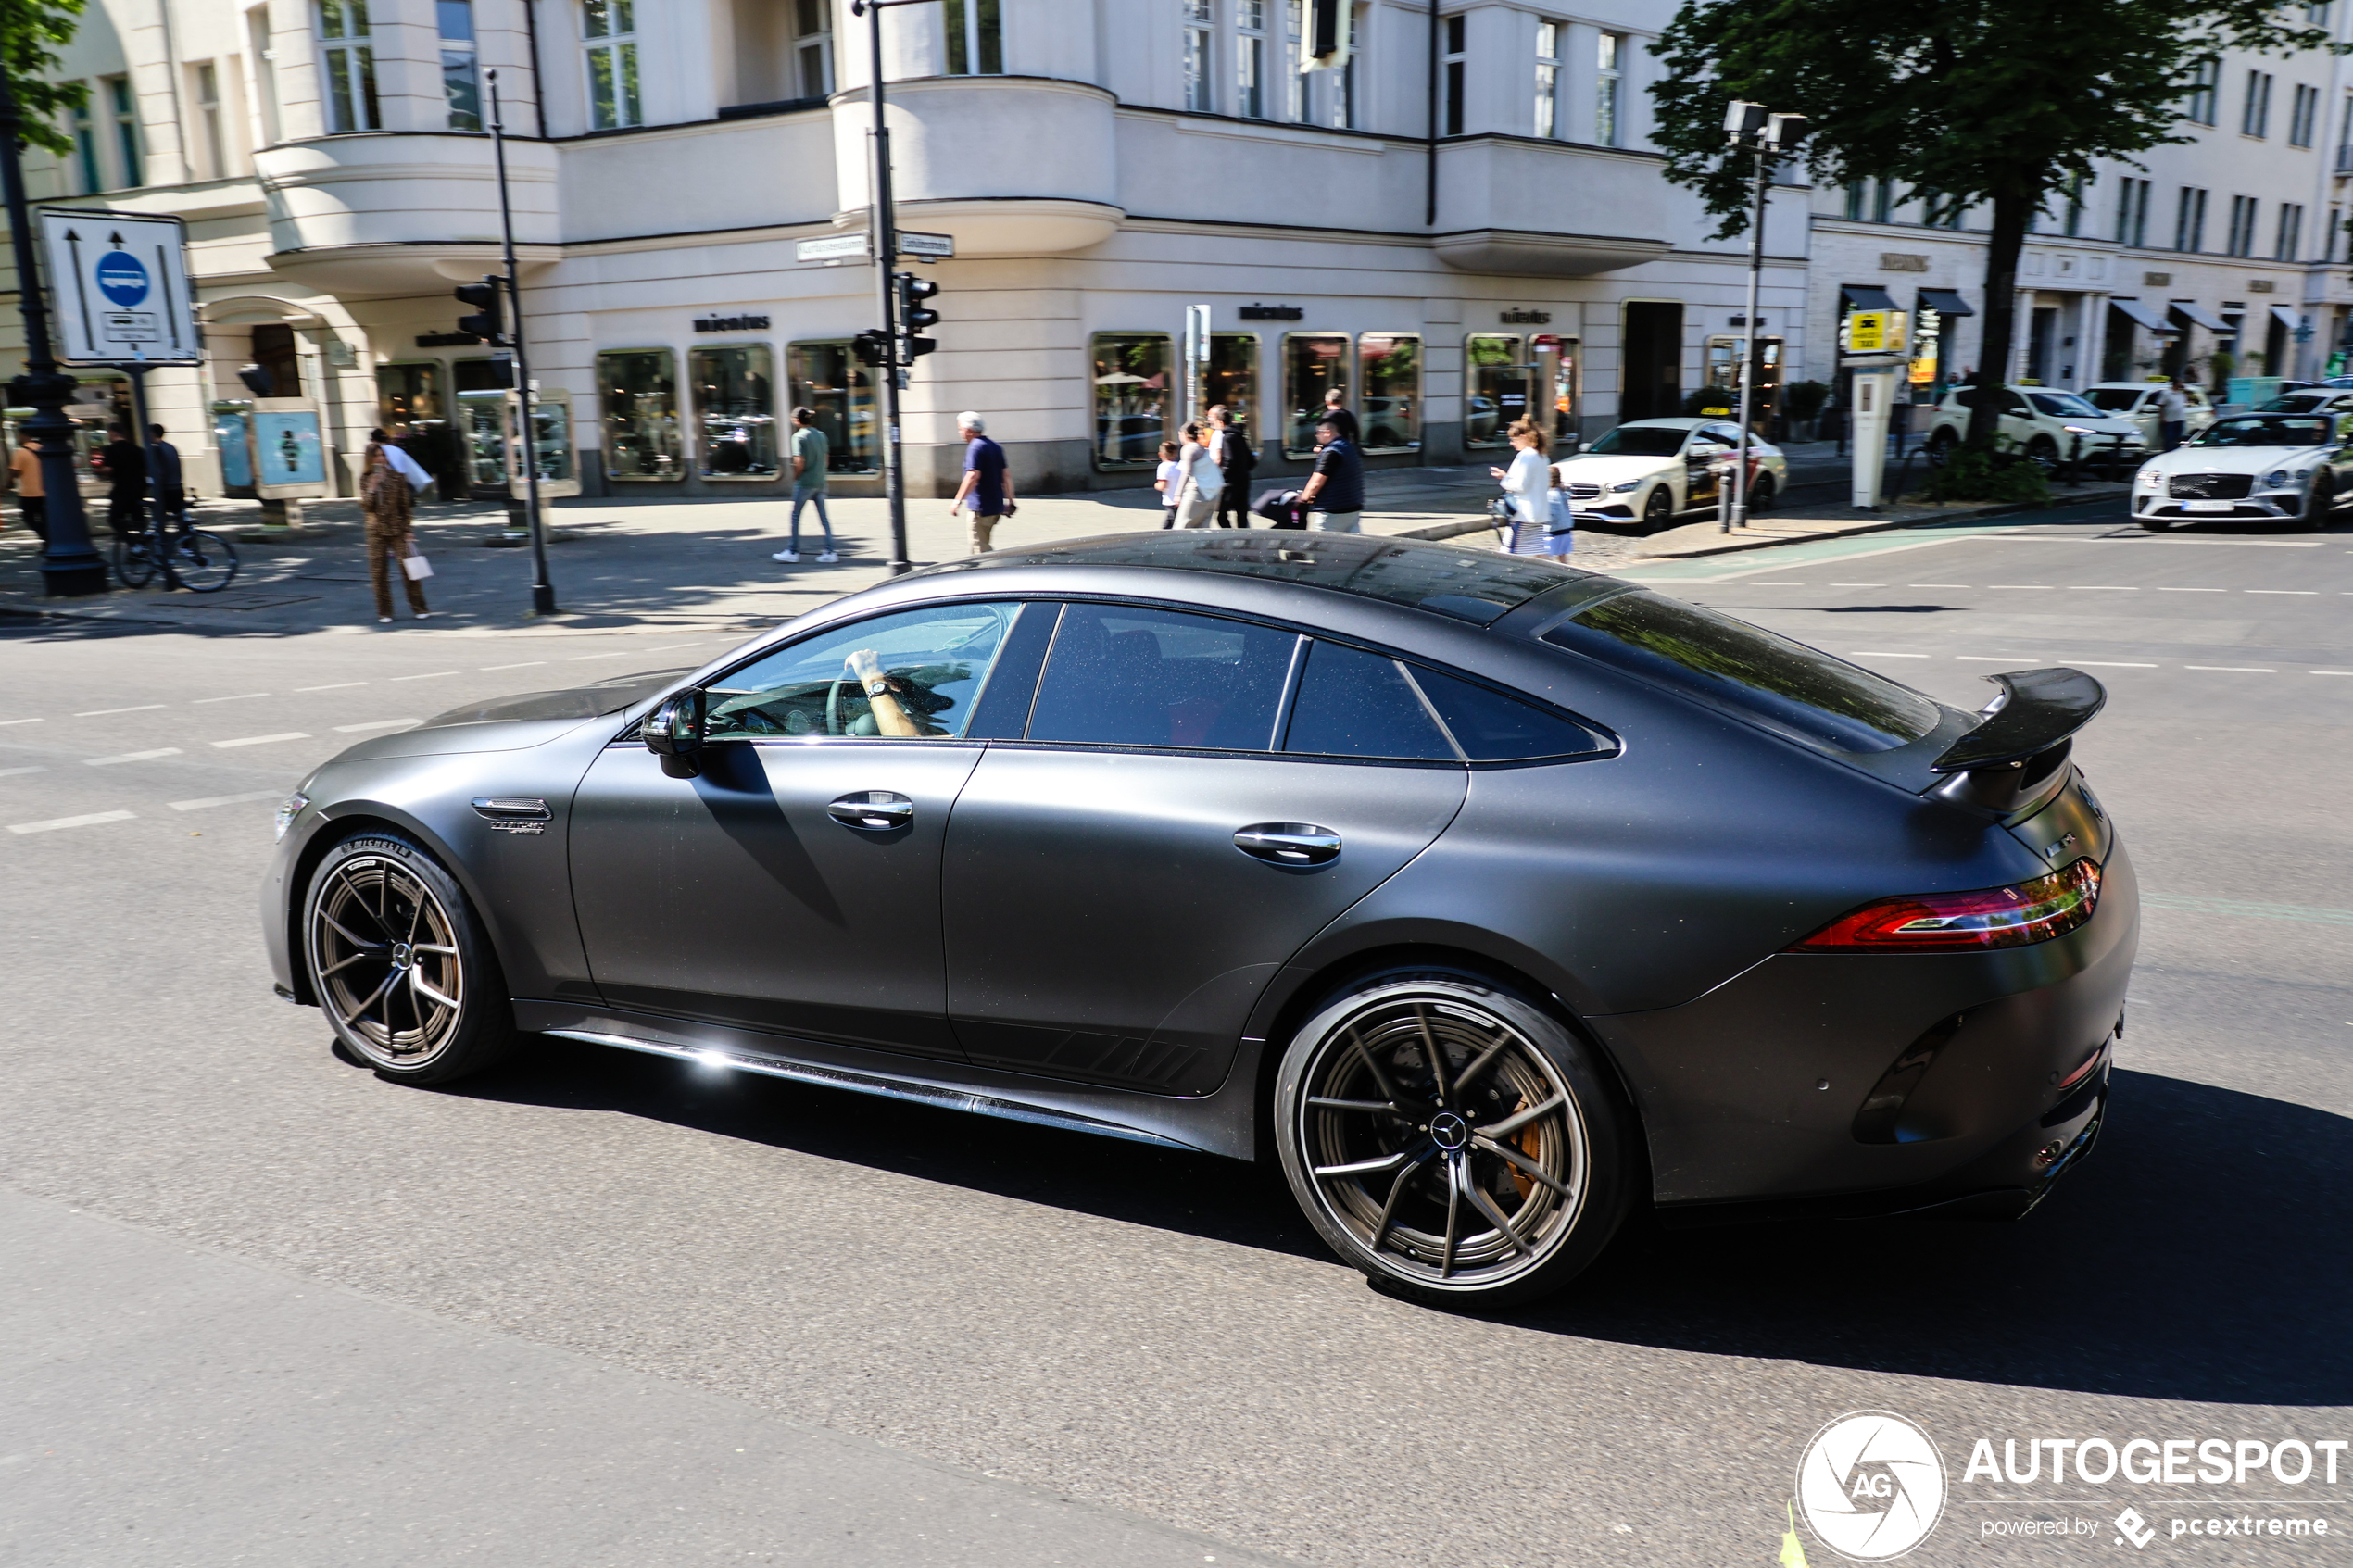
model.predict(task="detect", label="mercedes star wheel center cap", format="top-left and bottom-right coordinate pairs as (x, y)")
top-left (390, 942), bottom-right (413, 971)
top-left (1429, 1111), bottom-right (1469, 1150)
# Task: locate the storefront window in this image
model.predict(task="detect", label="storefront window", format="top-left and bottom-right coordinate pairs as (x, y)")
top-left (1356, 332), bottom-right (1420, 452)
top-left (376, 362), bottom-right (442, 428)
top-left (1532, 334), bottom-right (1579, 444)
top-left (689, 344), bottom-right (778, 480)
top-left (1283, 332), bottom-right (1348, 457)
top-left (1092, 332), bottom-right (1172, 469)
top-left (597, 348), bottom-right (682, 481)
top-left (786, 344), bottom-right (878, 474)
top-left (1465, 334), bottom-right (1528, 448)
top-left (1206, 332), bottom-right (1258, 442)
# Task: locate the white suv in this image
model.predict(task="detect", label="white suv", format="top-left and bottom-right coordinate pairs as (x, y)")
top-left (1923, 385), bottom-right (2146, 470)
top-left (2081, 382), bottom-right (2217, 448)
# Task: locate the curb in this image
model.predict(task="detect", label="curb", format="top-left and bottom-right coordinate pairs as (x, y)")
top-left (1629, 485), bottom-right (2127, 562)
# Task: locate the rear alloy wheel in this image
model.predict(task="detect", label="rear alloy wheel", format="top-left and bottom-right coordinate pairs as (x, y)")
top-left (1275, 972), bottom-right (1635, 1309)
top-left (306, 830), bottom-right (516, 1085)
top-left (2025, 435), bottom-right (2061, 471)
top-left (1749, 473), bottom-right (1778, 511)
top-left (1641, 486), bottom-right (1677, 533)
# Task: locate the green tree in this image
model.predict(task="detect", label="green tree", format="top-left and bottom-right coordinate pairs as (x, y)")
top-left (1650, 0), bottom-right (2336, 450)
top-left (3, 0), bottom-right (93, 159)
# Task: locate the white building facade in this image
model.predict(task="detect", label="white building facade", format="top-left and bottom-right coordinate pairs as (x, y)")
top-left (5, 0), bottom-right (1814, 498)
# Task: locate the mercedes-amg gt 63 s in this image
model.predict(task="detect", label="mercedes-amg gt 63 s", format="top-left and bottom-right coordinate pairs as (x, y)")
top-left (265, 533), bottom-right (2134, 1308)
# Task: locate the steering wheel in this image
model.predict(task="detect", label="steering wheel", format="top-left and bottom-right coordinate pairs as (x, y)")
top-left (825, 678), bottom-right (845, 735)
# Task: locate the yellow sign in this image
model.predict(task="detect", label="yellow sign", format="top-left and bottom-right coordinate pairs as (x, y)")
top-left (1847, 310), bottom-right (1908, 354)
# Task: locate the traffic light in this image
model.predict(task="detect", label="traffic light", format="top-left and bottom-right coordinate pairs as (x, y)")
top-left (454, 276), bottom-right (508, 345)
top-left (896, 272), bottom-right (940, 360)
top-left (850, 328), bottom-right (892, 368)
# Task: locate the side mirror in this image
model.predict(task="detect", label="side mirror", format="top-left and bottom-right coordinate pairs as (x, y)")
top-left (644, 689), bottom-right (705, 779)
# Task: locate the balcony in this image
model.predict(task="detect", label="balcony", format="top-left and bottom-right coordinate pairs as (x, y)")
top-left (255, 132), bottom-right (558, 296)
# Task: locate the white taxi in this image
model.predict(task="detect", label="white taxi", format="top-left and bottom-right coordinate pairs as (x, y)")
top-left (1554, 417), bottom-right (1791, 533)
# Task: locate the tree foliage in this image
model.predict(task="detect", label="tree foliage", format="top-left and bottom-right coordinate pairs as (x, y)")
top-left (3, 0), bottom-right (92, 160)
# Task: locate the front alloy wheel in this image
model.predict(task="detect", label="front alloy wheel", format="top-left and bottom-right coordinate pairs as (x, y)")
top-left (1641, 486), bottom-right (1676, 533)
top-left (1275, 973), bottom-right (1633, 1308)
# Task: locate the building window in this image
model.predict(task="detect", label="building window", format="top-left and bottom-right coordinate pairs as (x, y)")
top-left (584, 0), bottom-right (641, 130)
top-left (317, 0), bottom-right (380, 133)
top-left (2291, 82), bottom-right (2320, 146)
top-left (246, 6), bottom-right (282, 145)
top-left (2116, 176), bottom-right (2151, 246)
top-left (690, 345), bottom-right (779, 479)
top-left (1356, 333), bottom-right (1420, 453)
top-left (2225, 194), bottom-right (2258, 257)
top-left (2175, 186), bottom-right (2208, 252)
top-left (2330, 204), bottom-right (2344, 263)
top-left (439, 0), bottom-right (482, 131)
top-left (2277, 202), bottom-right (2305, 261)
top-left (1843, 180), bottom-right (1865, 221)
top-left (376, 362), bottom-right (445, 427)
top-left (795, 0), bottom-right (833, 98)
top-left (1284, 0), bottom-right (1305, 120)
top-left (1207, 333), bottom-right (1259, 440)
top-left (1281, 332), bottom-right (1348, 457)
top-left (2063, 173), bottom-right (2086, 237)
top-left (1534, 21), bottom-right (1559, 139)
top-left (1330, 8), bottom-right (1357, 130)
top-left (1464, 334), bottom-right (1526, 449)
top-left (1235, 0), bottom-right (1265, 118)
top-left (597, 348), bottom-right (682, 480)
top-left (1184, 0), bottom-right (1214, 110)
top-left (1091, 333), bottom-right (1172, 470)
top-left (1595, 31), bottom-right (1622, 146)
top-left (105, 76), bottom-right (143, 186)
top-left (191, 61), bottom-right (227, 178)
top-left (69, 94), bottom-right (100, 194)
top-left (2243, 70), bottom-right (2273, 137)
top-left (786, 343), bottom-right (878, 473)
top-left (944, 0), bottom-right (1002, 76)
top-left (1441, 14), bottom-right (1465, 136)
top-left (2184, 57), bottom-right (2218, 126)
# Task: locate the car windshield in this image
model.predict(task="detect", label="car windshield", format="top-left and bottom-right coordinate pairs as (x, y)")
top-left (2027, 392), bottom-right (2101, 418)
top-left (2189, 416), bottom-right (2333, 448)
top-left (1541, 588), bottom-right (1943, 755)
top-left (2081, 388), bottom-right (2145, 411)
top-left (1584, 426), bottom-right (1689, 458)
top-left (2259, 395), bottom-right (2324, 413)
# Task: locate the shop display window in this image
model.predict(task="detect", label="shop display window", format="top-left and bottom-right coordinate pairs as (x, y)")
top-left (690, 344), bottom-right (779, 480)
top-left (786, 344), bottom-right (879, 474)
top-left (376, 362), bottom-right (442, 428)
top-left (1532, 334), bottom-right (1580, 444)
top-left (1206, 333), bottom-right (1259, 445)
top-left (1356, 332), bottom-right (1421, 452)
top-left (1465, 334), bottom-right (1529, 449)
top-left (1282, 332), bottom-right (1348, 457)
top-left (597, 348), bottom-right (682, 481)
top-left (1092, 333), bottom-right (1172, 469)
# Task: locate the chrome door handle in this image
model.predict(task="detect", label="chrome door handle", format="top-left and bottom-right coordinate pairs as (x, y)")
top-left (1234, 822), bottom-right (1340, 866)
top-left (827, 790), bottom-right (915, 832)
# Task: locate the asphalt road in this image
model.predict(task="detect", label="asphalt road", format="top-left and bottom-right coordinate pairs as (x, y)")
top-left (4, 498), bottom-right (2349, 1567)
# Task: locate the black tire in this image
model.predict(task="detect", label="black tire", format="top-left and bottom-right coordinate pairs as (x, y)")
top-left (2025, 435), bottom-right (2060, 471)
top-left (1273, 969), bottom-right (1638, 1310)
top-left (2302, 477), bottom-right (2332, 532)
top-left (113, 533), bottom-right (157, 589)
top-left (170, 528), bottom-right (240, 592)
top-left (1749, 473), bottom-right (1778, 511)
top-left (305, 829), bottom-right (517, 1085)
top-left (1641, 486), bottom-right (1676, 534)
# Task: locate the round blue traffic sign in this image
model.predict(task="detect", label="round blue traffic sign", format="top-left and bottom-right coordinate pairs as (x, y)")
top-left (94, 250), bottom-right (149, 307)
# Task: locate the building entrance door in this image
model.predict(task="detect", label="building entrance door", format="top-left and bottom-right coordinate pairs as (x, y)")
top-left (1621, 302), bottom-right (1682, 421)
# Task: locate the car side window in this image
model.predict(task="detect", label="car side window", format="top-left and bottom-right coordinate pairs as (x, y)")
top-left (1407, 665), bottom-right (1615, 761)
top-left (2001, 391), bottom-right (2032, 416)
top-left (1282, 641), bottom-right (1456, 760)
top-left (703, 601), bottom-right (1019, 741)
top-left (1026, 603), bottom-right (1297, 750)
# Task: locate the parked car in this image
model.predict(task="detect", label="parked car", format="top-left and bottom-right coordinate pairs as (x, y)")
top-left (2081, 381), bottom-right (2218, 449)
top-left (1926, 385), bottom-right (2145, 470)
top-left (1554, 417), bottom-right (1791, 533)
top-left (2131, 410), bottom-right (2352, 530)
top-left (264, 533), bottom-right (2133, 1309)
top-left (2257, 389), bottom-right (2353, 416)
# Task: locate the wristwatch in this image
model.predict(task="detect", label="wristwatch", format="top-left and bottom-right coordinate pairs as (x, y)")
top-left (863, 678), bottom-right (892, 698)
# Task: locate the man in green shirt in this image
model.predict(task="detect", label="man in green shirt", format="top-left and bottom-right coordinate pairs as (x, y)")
top-left (774, 407), bottom-right (838, 563)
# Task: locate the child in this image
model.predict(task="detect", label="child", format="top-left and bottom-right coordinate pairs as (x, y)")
top-left (1153, 440), bottom-right (1182, 528)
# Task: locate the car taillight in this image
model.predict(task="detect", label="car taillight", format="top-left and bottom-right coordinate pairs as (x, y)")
top-left (1791, 858), bottom-right (2101, 952)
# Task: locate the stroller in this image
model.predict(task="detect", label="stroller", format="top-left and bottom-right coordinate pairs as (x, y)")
top-left (1252, 486), bottom-right (1310, 530)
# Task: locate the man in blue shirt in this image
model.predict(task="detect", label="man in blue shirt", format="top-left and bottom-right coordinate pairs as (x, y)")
top-left (948, 411), bottom-right (1015, 554)
top-left (1299, 417), bottom-right (1364, 533)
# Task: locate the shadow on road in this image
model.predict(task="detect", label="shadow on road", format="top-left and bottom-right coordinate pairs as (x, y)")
top-left (452, 1043), bottom-right (2347, 1406)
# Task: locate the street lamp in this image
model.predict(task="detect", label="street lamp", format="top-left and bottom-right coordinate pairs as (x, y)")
top-left (0, 62), bottom-right (108, 596)
top-left (1720, 102), bottom-right (1807, 534)
top-left (484, 70), bottom-right (556, 616)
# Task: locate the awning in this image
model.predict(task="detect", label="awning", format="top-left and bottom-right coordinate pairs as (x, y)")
top-left (2271, 303), bottom-right (2306, 331)
top-left (1840, 283), bottom-right (1898, 312)
top-left (1917, 287), bottom-right (1974, 317)
top-left (2170, 300), bottom-right (2231, 332)
top-left (2108, 298), bottom-right (2180, 334)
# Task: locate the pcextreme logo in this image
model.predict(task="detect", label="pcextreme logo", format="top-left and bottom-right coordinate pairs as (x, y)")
top-left (1794, 1411), bottom-right (1949, 1561)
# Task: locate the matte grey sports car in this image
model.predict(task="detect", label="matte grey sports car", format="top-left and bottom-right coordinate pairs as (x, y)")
top-left (264, 533), bottom-right (2135, 1308)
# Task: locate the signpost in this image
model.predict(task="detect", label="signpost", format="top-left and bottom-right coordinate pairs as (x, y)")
top-left (794, 229), bottom-right (955, 266)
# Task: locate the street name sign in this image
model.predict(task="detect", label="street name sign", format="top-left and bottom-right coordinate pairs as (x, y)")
top-left (794, 229), bottom-right (957, 263)
top-left (37, 208), bottom-right (201, 366)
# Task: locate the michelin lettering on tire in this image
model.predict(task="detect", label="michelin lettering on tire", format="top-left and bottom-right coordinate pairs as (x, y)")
top-left (1795, 1410), bottom-right (1947, 1561)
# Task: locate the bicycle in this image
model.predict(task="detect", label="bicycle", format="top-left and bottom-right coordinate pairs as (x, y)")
top-left (113, 501), bottom-right (239, 594)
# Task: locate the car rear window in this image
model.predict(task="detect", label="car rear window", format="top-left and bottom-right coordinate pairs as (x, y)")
top-left (2082, 388), bottom-right (2143, 412)
top-left (1282, 642), bottom-right (1455, 760)
top-left (1406, 666), bottom-right (1613, 760)
top-left (1541, 589), bottom-right (1942, 755)
top-left (1027, 603), bottom-right (1294, 750)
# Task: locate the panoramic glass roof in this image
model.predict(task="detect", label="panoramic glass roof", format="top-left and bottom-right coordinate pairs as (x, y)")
top-left (912, 532), bottom-right (1593, 625)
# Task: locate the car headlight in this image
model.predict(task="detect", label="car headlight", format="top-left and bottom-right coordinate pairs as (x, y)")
top-left (274, 790), bottom-right (309, 843)
top-left (2061, 424), bottom-right (2096, 434)
top-left (2135, 470), bottom-right (2165, 490)
top-left (1609, 479), bottom-right (1645, 493)
top-left (2259, 468), bottom-right (2298, 490)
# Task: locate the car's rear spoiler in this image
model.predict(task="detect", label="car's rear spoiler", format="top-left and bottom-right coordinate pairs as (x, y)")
top-left (1925, 667), bottom-right (2106, 815)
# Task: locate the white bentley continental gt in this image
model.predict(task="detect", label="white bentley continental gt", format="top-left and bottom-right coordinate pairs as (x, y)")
top-left (2131, 411), bottom-right (2353, 531)
top-left (1555, 417), bottom-right (1793, 534)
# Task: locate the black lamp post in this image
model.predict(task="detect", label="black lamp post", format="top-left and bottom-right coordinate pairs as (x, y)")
top-left (0, 60), bottom-right (107, 595)
top-left (1720, 102), bottom-right (1807, 534)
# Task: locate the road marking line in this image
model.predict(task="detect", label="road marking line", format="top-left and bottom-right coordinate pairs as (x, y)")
top-left (9, 809), bottom-right (136, 834)
top-left (0, 766), bottom-right (47, 778)
top-left (212, 733), bottom-right (310, 748)
top-left (170, 791), bottom-right (283, 811)
top-left (390, 671), bottom-right (459, 682)
top-left (2309, 670), bottom-right (2353, 676)
top-left (2183, 665), bottom-right (2276, 672)
top-left (481, 661), bottom-right (546, 671)
top-left (2067, 585), bottom-right (2138, 591)
top-left (74, 703), bottom-right (165, 717)
top-left (0, 718), bottom-right (42, 727)
top-left (567, 651), bottom-right (630, 660)
top-left (1829, 583), bottom-right (1885, 587)
top-left (296, 681), bottom-right (367, 691)
top-left (2245, 589), bottom-right (2318, 595)
top-left (2071, 661), bottom-right (2160, 669)
top-left (333, 719), bottom-right (420, 734)
top-left (1956, 656), bottom-right (2038, 663)
top-left (1910, 583), bottom-right (1970, 588)
top-left (1986, 584), bottom-right (2055, 590)
top-left (2158, 586), bottom-right (2227, 593)
top-left (194, 692), bottom-right (271, 704)
top-left (1849, 651), bottom-right (1932, 658)
top-left (85, 748), bottom-right (182, 766)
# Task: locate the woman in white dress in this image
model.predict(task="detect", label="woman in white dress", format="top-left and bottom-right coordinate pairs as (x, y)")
top-left (1489, 419), bottom-right (1557, 555)
top-left (1171, 421), bottom-right (1224, 529)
